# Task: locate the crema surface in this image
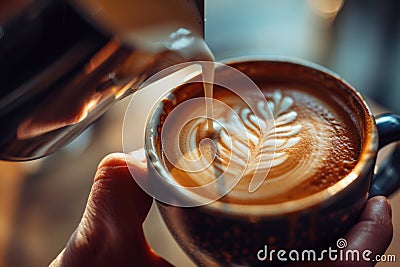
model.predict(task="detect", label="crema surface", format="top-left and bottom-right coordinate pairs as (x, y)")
top-left (160, 79), bottom-right (361, 204)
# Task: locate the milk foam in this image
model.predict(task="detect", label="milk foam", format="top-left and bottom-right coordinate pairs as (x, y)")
top-left (163, 87), bottom-right (360, 204)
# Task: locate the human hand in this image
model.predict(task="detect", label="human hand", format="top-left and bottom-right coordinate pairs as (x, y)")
top-left (49, 150), bottom-right (172, 267)
top-left (49, 150), bottom-right (393, 267)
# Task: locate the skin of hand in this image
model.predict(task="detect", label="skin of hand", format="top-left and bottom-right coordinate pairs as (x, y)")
top-left (49, 150), bottom-right (393, 267)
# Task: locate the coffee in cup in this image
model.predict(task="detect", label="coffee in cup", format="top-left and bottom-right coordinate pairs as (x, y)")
top-left (160, 70), bottom-right (361, 204)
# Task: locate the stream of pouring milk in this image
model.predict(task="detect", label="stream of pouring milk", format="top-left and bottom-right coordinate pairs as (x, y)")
top-left (202, 63), bottom-right (216, 135)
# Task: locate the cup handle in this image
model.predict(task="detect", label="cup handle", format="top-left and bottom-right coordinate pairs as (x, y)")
top-left (369, 113), bottom-right (400, 197)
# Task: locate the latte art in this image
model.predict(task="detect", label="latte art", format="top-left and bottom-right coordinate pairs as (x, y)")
top-left (165, 91), bottom-right (300, 182)
top-left (161, 83), bottom-right (360, 204)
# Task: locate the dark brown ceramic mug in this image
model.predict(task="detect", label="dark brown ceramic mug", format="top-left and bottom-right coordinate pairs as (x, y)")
top-left (142, 59), bottom-right (400, 266)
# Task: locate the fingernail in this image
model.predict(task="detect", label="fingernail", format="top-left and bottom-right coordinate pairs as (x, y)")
top-left (124, 149), bottom-right (148, 171)
top-left (128, 148), bottom-right (146, 161)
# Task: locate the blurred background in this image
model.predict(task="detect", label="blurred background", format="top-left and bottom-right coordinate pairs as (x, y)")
top-left (1, 0), bottom-right (399, 266)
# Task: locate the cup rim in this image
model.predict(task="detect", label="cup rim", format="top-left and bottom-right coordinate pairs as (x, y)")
top-left (145, 56), bottom-right (378, 216)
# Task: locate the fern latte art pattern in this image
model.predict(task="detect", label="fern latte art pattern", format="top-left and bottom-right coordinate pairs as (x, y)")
top-left (162, 85), bottom-right (360, 204)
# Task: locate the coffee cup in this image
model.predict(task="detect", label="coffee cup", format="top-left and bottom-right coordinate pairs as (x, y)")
top-left (139, 59), bottom-right (400, 266)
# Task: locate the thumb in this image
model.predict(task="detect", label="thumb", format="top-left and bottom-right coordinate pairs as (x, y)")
top-left (50, 151), bottom-right (172, 267)
top-left (341, 196), bottom-right (393, 266)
